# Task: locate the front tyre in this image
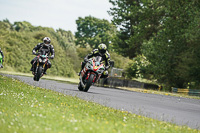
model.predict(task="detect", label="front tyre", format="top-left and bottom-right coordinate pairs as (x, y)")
top-left (35, 65), bottom-right (43, 81)
top-left (84, 74), bottom-right (95, 92)
top-left (78, 82), bottom-right (84, 91)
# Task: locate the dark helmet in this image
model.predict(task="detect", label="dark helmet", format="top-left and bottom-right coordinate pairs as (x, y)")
top-left (43, 37), bottom-right (51, 45)
top-left (98, 43), bottom-right (107, 55)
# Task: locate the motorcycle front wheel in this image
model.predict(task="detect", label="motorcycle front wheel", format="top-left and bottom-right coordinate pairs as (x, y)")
top-left (35, 65), bottom-right (43, 81)
top-left (78, 82), bottom-right (84, 91)
top-left (84, 74), bottom-right (95, 92)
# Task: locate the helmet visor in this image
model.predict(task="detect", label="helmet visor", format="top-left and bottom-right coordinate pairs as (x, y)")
top-left (44, 40), bottom-right (50, 44)
top-left (99, 49), bottom-right (106, 55)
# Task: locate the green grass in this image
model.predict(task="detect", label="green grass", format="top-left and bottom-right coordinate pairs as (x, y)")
top-left (0, 75), bottom-right (199, 133)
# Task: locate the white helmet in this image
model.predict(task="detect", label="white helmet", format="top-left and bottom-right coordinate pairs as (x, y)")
top-left (43, 37), bottom-right (51, 44)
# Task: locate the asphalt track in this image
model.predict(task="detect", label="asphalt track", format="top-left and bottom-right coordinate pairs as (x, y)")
top-left (4, 74), bottom-right (200, 129)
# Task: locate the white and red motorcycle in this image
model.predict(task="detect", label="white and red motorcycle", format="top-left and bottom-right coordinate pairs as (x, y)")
top-left (78, 56), bottom-right (105, 92)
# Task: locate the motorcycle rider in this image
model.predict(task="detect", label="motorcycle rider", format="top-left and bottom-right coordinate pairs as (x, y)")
top-left (30, 37), bottom-right (55, 74)
top-left (0, 48), bottom-right (4, 68)
top-left (79, 43), bottom-right (110, 78)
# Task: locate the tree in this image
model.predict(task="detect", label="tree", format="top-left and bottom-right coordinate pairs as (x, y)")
top-left (75, 16), bottom-right (117, 49)
top-left (109, 0), bottom-right (200, 89)
top-left (142, 0), bottom-right (200, 89)
top-left (13, 21), bottom-right (34, 32)
top-left (108, 0), bottom-right (164, 58)
top-left (56, 29), bottom-right (76, 50)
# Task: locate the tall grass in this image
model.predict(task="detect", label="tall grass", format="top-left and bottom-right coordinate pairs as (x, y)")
top-left (0, 75), bottom-right (199, 133)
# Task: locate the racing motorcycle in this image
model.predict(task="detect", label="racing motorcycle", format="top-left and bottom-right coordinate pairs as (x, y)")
top-left (78, 56), bottom-right (105, 92)
top-left (32, 52), bottom-right (49, 81)
top-left (0, 54), bottom-right (3, 68)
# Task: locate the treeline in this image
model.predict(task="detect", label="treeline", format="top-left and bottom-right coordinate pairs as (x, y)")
top-left (107, 0), bottom-right (200, 90)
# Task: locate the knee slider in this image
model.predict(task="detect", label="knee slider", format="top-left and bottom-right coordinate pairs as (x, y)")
top-left (103, 70), bottom-right (108, 76)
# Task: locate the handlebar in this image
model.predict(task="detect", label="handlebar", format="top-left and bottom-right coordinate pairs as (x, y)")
top-left (34, 53), bottom-right (49, 58)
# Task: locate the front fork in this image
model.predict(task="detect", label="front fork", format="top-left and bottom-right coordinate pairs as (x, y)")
top-left (34, 62), bottom-right (45, 75)
top-left (86, 72), bottom-right (90, 80)
top-left (86, 72), bottom-right (96, 83)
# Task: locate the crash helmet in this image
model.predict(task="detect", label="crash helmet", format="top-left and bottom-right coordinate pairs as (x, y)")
top-left (98, 43), bottom-right (107, 55)
top-left (43, 37), bottom-right (51, 45)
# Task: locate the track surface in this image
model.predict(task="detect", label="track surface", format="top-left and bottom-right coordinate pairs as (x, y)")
top-left (4, 74), bottom-right (200, 129)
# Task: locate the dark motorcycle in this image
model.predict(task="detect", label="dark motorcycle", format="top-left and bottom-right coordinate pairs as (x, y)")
top-left (32, 53), bottom-right (49, 81)
top-left (78, 56), bottom-right (105, 92)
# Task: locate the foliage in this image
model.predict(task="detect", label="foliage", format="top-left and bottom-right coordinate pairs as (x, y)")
top-left (108, 0), bottom-right (200, 89)
top-left (108, 0), bottom-right (164, 58)
top-left (13, 21), bottom-right (34, 32)
top-left (76, 47), bottom-right (92, 59)
top-left (109, 51), bottom-right (130, 69)
top-left (75, 16), bottom-right (117, 50)
top-left (141, 0), bottom-right (200, 89)
top-left (125, 55), bottom-right (151, 79)
top-left (0, 75), bottom-right (197, 133)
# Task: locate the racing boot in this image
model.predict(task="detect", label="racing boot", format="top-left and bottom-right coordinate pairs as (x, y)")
top-left (43, 68), bottom-right (47, 75)
top-left (30, 66), bottom-right (33, 71)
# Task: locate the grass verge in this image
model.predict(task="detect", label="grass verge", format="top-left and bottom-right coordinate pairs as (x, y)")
top-left (117, 87), bottom-right (200, 100)
top-left (0, 75), bottom-right (199, 133)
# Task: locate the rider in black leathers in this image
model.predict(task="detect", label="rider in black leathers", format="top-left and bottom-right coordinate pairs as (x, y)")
top-left (0, 48), bottom-right (4, 68)
top-left (79, 43), bottom-right (110, 78)
top-left (30, 37), bottom-right (55, 74)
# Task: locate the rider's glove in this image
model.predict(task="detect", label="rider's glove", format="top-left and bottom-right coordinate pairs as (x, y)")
top-left (105, 66), bottom-right (109, 70)
top-left (32, 50), bottom-right (36, 55)
top-left (50, 55), bottom-right (54, 59)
